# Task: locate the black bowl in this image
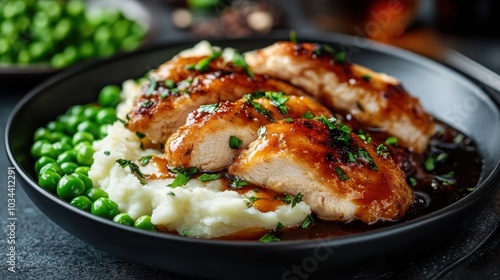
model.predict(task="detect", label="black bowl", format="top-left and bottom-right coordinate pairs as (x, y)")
top-left (5, 32), bottom-right (500, 279)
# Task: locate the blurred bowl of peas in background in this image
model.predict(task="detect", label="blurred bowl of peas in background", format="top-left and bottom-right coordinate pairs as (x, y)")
top-left (0, 0), bottom-right (152, 80)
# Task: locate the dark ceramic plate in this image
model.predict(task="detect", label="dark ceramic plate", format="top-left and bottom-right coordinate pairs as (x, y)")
top-left (5, 32), bottom-right (500, 279)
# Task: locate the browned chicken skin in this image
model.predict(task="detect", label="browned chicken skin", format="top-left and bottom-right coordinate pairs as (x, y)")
top-left (126, 55), bottom-right (305, 144)
top-left (245, 41), bottom-right (435, 153)
top-left (165, 93), bottom-right (333, 171)
top-left (229, 118), bottom-right (414, 223)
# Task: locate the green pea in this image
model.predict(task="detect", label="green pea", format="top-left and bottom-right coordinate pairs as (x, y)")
top-left (77, 121), bottom-right (100, 138)
top-left (38, 171), bottom-right (61, 194)
top-left (60, 162), bottom-right (79, 175)
top-left (50, 131), bottom-right (69, 143)
top-left (66, 0), bottom-right (84, 18)
top-left (78, 40), bottom-right (95, 58)
top-left (57, 150), bottom-right (77, 164)
top-left (95, 108), bottom-right (117, 125)
top-left (50, 53), bottom-right (68, 69)
top-left (57, 174), bottom-right (85, 201)
top-left (52, 141), bottom-right (72, 155)
top-left (63, 115), bottom-right (85, 135)
top-left (39, 143), bottom-right (58, 159)
top-left (39, 162), bottom-right (63, 176)
top-left (73, 172), bottom-right (93, 192)
top-left (74, 166), bottom-right (90, 176)
top-left (70, 196), bottom-right (92, 212)
top-left (76, 144), bottom-right (94, 166)
top-left (134, 215), bottom-right (156, 231)
top-left (17, 49), bottom-right (30, 64)
top-left (31, 139), bottom-right (50, 158)
top-left (53, 18), bottom-right (72, 41)
top-left (113, 213), bottom-right (135, 226)
top-left (35, 156), bottom-right (57, 174)
top-left (47, 120), bottom-right (65, 132)
top-left (34, 127), bottom-right (53, 142)
top-left (72, 131), bottom-right (94, 146)
top-left (67, 104), bottom-right (86, 117)
top-left (98, 85), bottom-right (121, 108)
top-left (82, 106), bottom-right (100, 121)
top-left (62, 45), bottom-right (78, 65)
top-left (91, 197), bottom-right (119, 220)
top-left (85, 188), bottom-right (108, 202)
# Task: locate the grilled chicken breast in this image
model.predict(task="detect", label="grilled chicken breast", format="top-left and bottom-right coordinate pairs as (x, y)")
top-left (244, 41), bottom-right (435, 153)
top-left (166, 93), bottom-right (333, 171)
top-left (126, 53), bottom-right (305, 144)
top-left (229, 118), bottom-right (414, 223)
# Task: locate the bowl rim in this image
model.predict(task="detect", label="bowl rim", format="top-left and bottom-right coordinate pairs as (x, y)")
top-left (5, 30), bottom-right (500, 249)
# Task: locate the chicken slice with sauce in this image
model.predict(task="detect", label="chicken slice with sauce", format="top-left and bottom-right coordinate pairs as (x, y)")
top-left (228, 118), bottom-right (414, 223)
top-left (244, 41), bottom-right (435, 153)
top-left (126, 48), bottom-right (305, 144)
top-left (165, 92), bottom-right (333, 171)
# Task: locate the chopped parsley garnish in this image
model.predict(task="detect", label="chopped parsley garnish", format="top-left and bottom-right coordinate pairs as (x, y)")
top-left (104, 150), bottom-right (110, 156)
top-left (187, 50), bottom-right (222, 72)
top-left (259, 233), bottom-right (281, 243)
top-left (276, 222), bottom-right (285, 230)
top-left (358, 149), bottom-right (378, 170)
top-left (139, 155), bottom-right (153, 166)
top-left (318, 116), bottom-right (351, 144)
top-left (198, 173), bottom-right (221, 182)
top-left (265, 91), bottom-right (289, 115)
top-left (282, 193), bottom-right (303, 208)
top-left (229, 136), bottom-right (243, 149)
top-left (246, 196), bottom-right (262, 207)
top-left (167, 192), bottom-right (175, 196)
top-left (284, 118), bottom-right (294, 123)
top-left (140, 100), bottom-right (154, 108)
top-left (385, 136), bottom-right (398, 145)
top-left (257, 126), bottom-right (266, 137)
top-left (168, 167), bottom-right (199, 188)
top-left (335, 52), bottom-right (346, 63)
top-left (164, 79), bottom-right (175, 89)
top-left (198, 103), bottom-right (219, 114)
top-left (424, 155), bottom-right (436, 171)
top-left (362, 74), bottom-right (372, 81)
top-left (348, 151), bottom-right (358, 163)
top-left (289, 30), bottom-right (298, 43)
top-left (145, 78), bottom-right (157, 97)
top-left (408, 177), bottom-right (417, 187)
top-left (356, 130), bottom-right (372, 143)
top-left (244, 94), bottom-right (273, 121)
top-left (376, 144), bottom-right (389, 159)
top-left (434, 173), bottom-right (456, 186)
top-left (334, 167), bottom-right (350, 181)
top-left (233, 52), bottom-right (254, 78)
top-left (312, 44), bottom-right (336, 57)
top-left (301, 215), bottom-right (314, 229)
top-left (302, 111), bottom-right (314, 119)
top-left (230, 177), bottom-right (249, 189)
top-left (116, 159), bottom-right (149, 185)
top-left (136, 132), bottom-right (145, 139)
top-left (453, 133), bottom-right (465, 144)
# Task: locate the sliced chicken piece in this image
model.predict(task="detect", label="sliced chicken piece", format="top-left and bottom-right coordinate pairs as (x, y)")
top-left (244, 41), bottom-right (435, 153)
top-left (228, 118), bottom-right (414, 223)
top-left (126, 54), bottom-right (305, 144)
top-left (166, 93), bottom-right (333, 171)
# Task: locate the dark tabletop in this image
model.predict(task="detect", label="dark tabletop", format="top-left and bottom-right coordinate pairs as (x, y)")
top-left (1, 1), bottom-right (500, 279)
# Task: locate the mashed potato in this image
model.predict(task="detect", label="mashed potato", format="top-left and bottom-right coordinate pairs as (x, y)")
top-left (89, 76), bottom-right (311, 239)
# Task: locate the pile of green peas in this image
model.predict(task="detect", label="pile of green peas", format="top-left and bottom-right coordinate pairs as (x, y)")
top-left (31, 84), bottom-right (156, 232)
top-left (0, 0), bottom-right (147, 68)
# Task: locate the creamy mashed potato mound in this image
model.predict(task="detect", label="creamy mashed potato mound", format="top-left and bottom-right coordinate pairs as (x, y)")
top-left (89, 59), bottom-right (311, 238)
